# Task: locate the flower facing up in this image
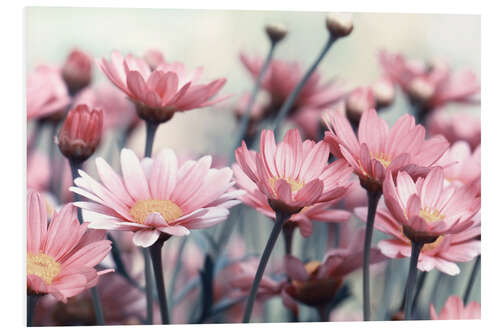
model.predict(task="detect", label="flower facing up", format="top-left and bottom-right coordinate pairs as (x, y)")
top-left (428, 111), bottom-right (481, 150)
top-left (323, 106), bottom-right (450, 192)
top-left (97, 51), bottom-right (227, 124)
top-left (382, 167), bottom-right (480, 243)
top-left (62, 49), bottom-right (93, 95)
top-left (57, 104), bottom-right (103, 163)
top-left (234, 128), bottom-right (353, 215)
top-left (355, 205), bottom-right (480, 275)
top-left (70, 148), bottom-right (242, 247)
top-left (379, 50), bottom-right (480, 110)
top-left (430, 295), bottom-right (480, 320)
top-left (27, 190), bottom-right (112, 302)
top-left (27, 65), bottom-right (71, 121)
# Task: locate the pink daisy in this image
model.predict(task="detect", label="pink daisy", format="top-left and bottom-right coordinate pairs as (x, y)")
top-left (430, 295), bottom-right (480, 320)
top-left (234, 128), bottom-right (353, 215)
top-left (27, 190), bottom-right (112, 302)
top-left (70, 148), bottom-right (242, 247)
top-left (97, 51), bottom-right (227, 123)
top-left (323, 106), bottom-right (449, 192)
top-left (436, 141), bottom-right (481, 188)
top-left (428, 111), bottom-right (481, 150)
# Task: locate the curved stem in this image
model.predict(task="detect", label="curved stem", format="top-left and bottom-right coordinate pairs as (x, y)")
top-left (362, 190), bottom-right (382, 321)
top-left (27, 294), bottom-right (39, 327)
top-left (142, 248), bottom-right (154, 324)
top-left (149, 238), bottom-right (170, 324)
top-left (404, 241), bottom-right (424, 320)
top-left (272, 35), bottom-right (336, 135)
top-left (463, 255), bottom-right (481, 304)
top-left (242, 211), bottom-right (290, 323)
top-left (144, 121), bottom-right (159, 158)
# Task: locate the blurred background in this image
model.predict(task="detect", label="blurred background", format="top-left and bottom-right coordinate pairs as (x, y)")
top-left (26, 7), bottom-right (481, 323)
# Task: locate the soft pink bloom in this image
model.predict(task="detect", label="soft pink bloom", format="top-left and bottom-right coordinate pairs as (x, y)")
top-left (430, 295), bottom-right (480, 320)
top-left (27, 190), bottom-right (112, 302)
top-left (240, 53), bottom-right (345, 112)
top-left (324, 106), bottom-right (450, 192)
top-left (329, 308), bottom-right (363, 322)
top-left (97, 51), bottom-right (227, 123)
top-left (73, 83), bottom-right (139, 133)
top-left (341, 176), bottom-right (368, 211)
top-left (27, 152), bottom-right (50, 192)
top-left (70, 148), bottom-right (242, 247)
top-left (62, 49), bottom-right (93, 95)
top-left (436, 141), bottom-right (481, 188)
top-left (143, 49), bottom-right (167, 70)
top-left (379, 50), bottom-right (480, 109)
top-left (355, 205), bottom-right (480, 275)
top-left (428, 111), bottom-right (481, 150)
top-left (290, 108), bottom-right (326, 141)
top-left (27, 65), bottom-right (71, 120)
top-left (234, 128), bottom-right (352, 215)
top-left (345, 86), bottom-right (376, 124)
top-left (57, 104), bottom-right (103, 162)
top-left (382, 167), bottom-right (480, 242)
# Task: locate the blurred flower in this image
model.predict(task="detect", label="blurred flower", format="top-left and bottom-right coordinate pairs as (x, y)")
top-left (234, 128), bottom-right (352, 215)
top-left (379, 50), bottom-right (480, 110)
top-left (27, 65), bottom-right (71, 121)
top-left (436, 141), bottom-right (481, 187)
top-left (355, 205), bottom-right (480, 275)
top-left (232, 92), bottom-right (269, 140)
top-left (143, 49), bottom-right (167, 70)
top-left (430, 295), bottom-right (480, 320)
top-left (372, 77), bottom-right (396, 109)
top-left (70, 148), bottom-right (242, 247)
top-left (341, 176), bottom-right (368, 211)
top-left (62, 49), bottom-right (93, 95)
top-left (428, 111), bottom-right (481, 150)
top-left (97, 51), bottom-right (227, 124)
top-left (265, 23), bottom-right (288, 43)
top-left (325, 13), bottom-right (354, 38)
top-left (382, 167), bottom-right (480, 243)
top-left (27, 190), bottom-right (112, 302)
top-left (329, 307), bottom-right (363, 322)
top-left (57, 104), bottom-right (103, 163)
top-left (323, 106), bottom-right (449, 192)
top-left (345, 86), bottom-right (376, 125)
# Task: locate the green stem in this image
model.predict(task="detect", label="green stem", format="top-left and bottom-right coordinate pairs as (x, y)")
top-left (404, 241), bottom-right (424, 320)
top-left (90, 287), bottom-right (104, 325)
top-left (27, 294), bottom-right (39, 327)
top-left (144, 121), bottom-right (159, 158)
top-left (149, 238), bottom-right (170, 324)
top-left (463, 255), bottom-right (481, 304)
top-left (242, 211), bottom-right (290, 323)
top-left (362, 190), bottom-right (382, 321)
top-left (411, 271), bottom-right (428, 317)
top-left (142, 248), bottom-right (154, 324)
top-left (168, 237), bottom-right (188, 303)
top-left (317, 304), bottom-right (329, 322)
top-left (272, 34), bottom-right (336, 134)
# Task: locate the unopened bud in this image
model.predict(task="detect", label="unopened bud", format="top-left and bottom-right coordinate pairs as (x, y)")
top-left (62, 49), bottom-right (92, 96)
top-left (265, 23), bottom-right (288, 43)
top-left (408, 77), bottom-right (435, 104)
top-left (372, 78), bottom-right (395, 108)
top-left (326, 13), bottom-right (354, 38)
top-left (57, 104), bottom-right (103, 163)
top-left (346, 87), bottom-right (375, 124)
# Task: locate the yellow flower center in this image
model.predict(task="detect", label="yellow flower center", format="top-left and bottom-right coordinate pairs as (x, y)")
top-left (269, 177), bottom-right (305, 193)
top-left (130, 199), bottom-right (183, 225)
top-left (27, 253), bottom-right (61, 285)
top-left (372, 152), bottom-right (392, 169)
top-left (419, 207), bottom-right (445, 224)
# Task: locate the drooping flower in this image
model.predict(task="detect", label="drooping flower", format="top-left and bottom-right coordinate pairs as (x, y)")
top-left (27, 65), bottom-right (71, 121)
top-left (70, 148), bottom-right (242, 247)
top-left (97, 51), bottom-right (227, 124)
top-left (27, 190), bottom-right (112, 302)
top-left (234, 128), bottom-right (352, 215)
top-left (355, 206), bottom-right (480, 275)
top-left (430, 295), bottom-right (480, 320)
top-left (379, 50), bottom-right (480, 110)
top-left (382, 167), bottom-right (480, 243)
top-left (57, 104), bottom-right (103, 163)
top-left (323, 106), bottom-right (449, 192)
top-left (428, 111), bottom-right (481, 150)
top-left (62, 49), bottom-right (93, 95)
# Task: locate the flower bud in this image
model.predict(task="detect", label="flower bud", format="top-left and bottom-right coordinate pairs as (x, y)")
top-left (345, 87), bottom-right (375, 124)
top-left (143, 49), bottom-right (166, 70)
top-left (265, 23), bottom-right (288, 43)
top-left (408, 77), bottom-right (435, 104)
top-left (57, 104), bottom-right (103, 163)
top-left (326, 13), bottom-right (354, 38)
top-left (62, 49), bottom-right (92, 96)
top-left (372, 78), bottom-right (395, 109)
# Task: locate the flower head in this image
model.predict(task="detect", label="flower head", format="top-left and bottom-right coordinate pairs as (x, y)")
top-left (27, 65), bottom-right (71, 121)
top-left (143, 49), bottom-right (167, 70)
top-left (62, 49), bottom-right (93, 95)
top-left (428, 111), bottom-right (481, 150)
top-left (323, 106), bottom-right (449, 192)
top-left (70, 148), bottom-right (241, 247)
top-left (430, 295), bottom-right (480, 320)
top-left (382, 167), bottom-right (480, 243)
top-left (57, 104), bottom-right (103, 163)
top-left (27, 190), bottom-right (112, 302)
top-left (234, 128), bottom-right (352, 215)
top-left (436, 141), bottom-right (480, 188)
top-left (97, 51), bottom-right (227, 124)
top-left (345, 86), bottom-right (376, 125)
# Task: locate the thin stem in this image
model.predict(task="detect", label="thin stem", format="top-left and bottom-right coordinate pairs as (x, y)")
top-left (411, 271), bottom-right (428, 317)
top-left (232, 41), bottom-right (277, 161)
top-left (142, 248), bottom-right (154, 324)
top-left (144, 121), bottom-right (159, 158)
top-left (463, 255), bottom-right (481, 304)
top-left (27, 294), bottom-right (39, 327)
top-left (282, 223), bottom-right (298, 322)
top-left (317, 305), bottom-right (329, 322)
top-left (149, 238), bottom-right (170, 324)
top-left (69, 160), bottom-right (84, 224)
top-left (404, 241), bottom-right (424, 320)
top-left (272, 34), bottom-right (336, 134)
top-left (242, 211), bottom-right (290, 323)
top-left (168, 237), bottom-right (188, 303)
top-left (90, 287), bottom-right (104, 325)
top-left (377, 259), bottom-right (393, 320)
top-left (362, 190), bottom-right (382, 321)
top-left (430, 271), bottom-right (444, 306)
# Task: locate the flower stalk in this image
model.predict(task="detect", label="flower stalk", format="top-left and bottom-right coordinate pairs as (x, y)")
top-left (27, 294), bottom-right (39, 327)
top-left (404, 241), bottom-right (424, 320)
top-left (149, 236), bottom-right (171, 324)
top-left (464, 255), bottom-right (481, 304)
